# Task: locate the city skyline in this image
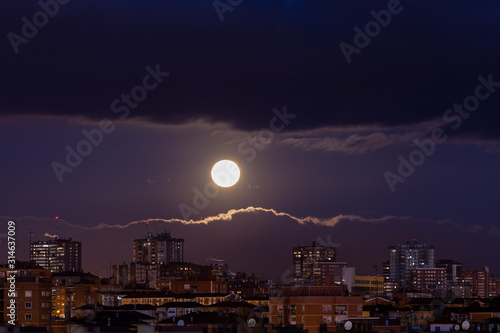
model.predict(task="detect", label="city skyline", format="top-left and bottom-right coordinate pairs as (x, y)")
top-left (1, 0), bottom-right (500, 303)
top-left (3, 226), bottom-right (500, 329)
top-left (6, 224), bottom-right (499, 283)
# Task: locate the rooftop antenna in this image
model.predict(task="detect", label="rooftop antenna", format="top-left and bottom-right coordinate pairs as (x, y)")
top-left (55, 216), bottom-right (59, 240)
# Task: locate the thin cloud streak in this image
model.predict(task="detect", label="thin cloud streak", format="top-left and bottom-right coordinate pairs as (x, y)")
top-left (50, 206), bottom-right (443, 230)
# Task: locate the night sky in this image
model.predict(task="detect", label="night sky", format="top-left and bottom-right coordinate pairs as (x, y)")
top-left (1, 1), bottom-right (500, 280)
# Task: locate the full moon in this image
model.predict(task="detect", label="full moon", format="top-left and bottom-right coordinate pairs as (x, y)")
top-left (211, 160), bottom-right (240, 187)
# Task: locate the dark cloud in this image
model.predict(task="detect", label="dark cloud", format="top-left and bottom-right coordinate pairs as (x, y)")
top-left (1, 1), bottom-right (500, 137)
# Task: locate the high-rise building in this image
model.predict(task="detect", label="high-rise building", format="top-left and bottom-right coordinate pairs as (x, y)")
top-left (133, 231), bottom-right (184, 265)
top-left (435, 259), bottom-right (462, 288)
top-left (30, 238), bottom-right (82, 273)
top-left (461, 266), bottom-right (499, 298)
top-left (293, 241), bottom-right (337, 284)
top-left (388, 240), bottom-right (435, 286)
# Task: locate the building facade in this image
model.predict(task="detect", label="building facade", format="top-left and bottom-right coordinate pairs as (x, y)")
top-left (435, 259), bottom-right (463, 288)
top-left (30, 238), bottom-right (82, 273)
top-left (314, 262), bottom-right (355, 291)
top-left (293, 241), bottom-right (337, 284)
top-left (52, 271), bottom-right (101, 319)
top-left (269, 296), bottom-right (363, 333)
top-left (121, 292), bottom-right (232, 306)
top-left (133, 231), bottom-right (184, 265)
top-left (461, 266), bottom-right (499, 298)
top-left (0, 265), bottom-right (52, 327)
top-left (405, 268), bottom-right (446, 291)
top-left (353, 275), bottom-right (384, 297)
top-left (388, 241), bottom-right (435, 286)
top-left (156, 280), bottom-right (228, 294)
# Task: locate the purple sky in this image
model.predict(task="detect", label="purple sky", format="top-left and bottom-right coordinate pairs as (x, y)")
top-left (1, 1), bottom-right (499, 280)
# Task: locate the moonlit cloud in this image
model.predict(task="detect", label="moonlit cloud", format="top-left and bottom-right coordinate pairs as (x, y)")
top-left (207, 257), bottom-right (226, 262)
top-left (45, 206), bottom-right (443, 231)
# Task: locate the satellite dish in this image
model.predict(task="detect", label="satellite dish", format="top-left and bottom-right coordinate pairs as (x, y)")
top-left (462, 320), bottom-right (470, 331)
top-left (454, 324), bottom-right (460, 331)
top-left (248, 318), bottom-right (256, 327)
top-left (344, 321), bottom-right (353, 331)
top-left (178, 320), bottom-right (185, 327)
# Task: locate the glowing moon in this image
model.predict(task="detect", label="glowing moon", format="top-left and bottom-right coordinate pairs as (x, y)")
top-left (211, 160), bottom-right (240, 187)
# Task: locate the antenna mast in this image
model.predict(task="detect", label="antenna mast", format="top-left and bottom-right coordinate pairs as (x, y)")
top-left (55, 216), bottom-right (59, 239)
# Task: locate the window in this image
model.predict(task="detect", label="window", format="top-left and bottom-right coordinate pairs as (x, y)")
top-left (335, 305), bottom-right (347, 315)
top-left (25, 314), bottom-right (32, 320)
top-left (25, 290), bottom-right (32, 297)
top-left (25, 302), bottom-right (32, 309)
